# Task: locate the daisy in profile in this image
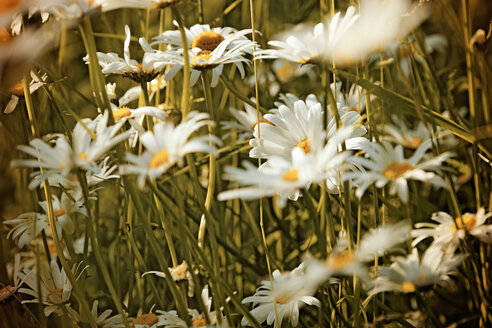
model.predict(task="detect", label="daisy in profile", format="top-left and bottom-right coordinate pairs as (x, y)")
top-left (152, 22), bottom-right (256, 87)
top-left (0, 254), bottom-right (27, 302)
top-left (120, 111), bottom-right (219, 188)
top-left (143, 261), bottom-right (194, 297)
top-left (17, 259), bottom-right (78, 318)
top-left (4, 193), bottom-right (86, 248)
top-left (86, 25), bottom-right (170, 83)
top-left (221, 101), bottom-right (269, 141)
top-left (241, 263), bottom-right (320, 328)
top-left (344, 139), bottom-right (452, 203)
top-left (256, 6), bottom-right (359, 64)
top-left (219, 128), bottom-right (352, 207)
top-left (369, 244), bottom-right (464, 295)
top-left (383, 116), bottom-right (430, 149)
top-left (3, 70), bottom-right (46, 114)
top-left (412, 208), bottom-right (492, 254)
top-left (249, 93), bottom-right (366, 160)
top-left (157, 285), bottom-right (221, 327)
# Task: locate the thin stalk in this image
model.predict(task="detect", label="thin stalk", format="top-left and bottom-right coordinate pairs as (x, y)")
top-left (22, 77), bottom-right (97, 328)
top-left (171, 8), bottom-right (191, 118)
top-left (77, 171), bottom-right (131, 328)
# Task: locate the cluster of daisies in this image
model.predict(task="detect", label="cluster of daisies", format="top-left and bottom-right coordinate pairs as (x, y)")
top-left (1, 0), bottom-right (490, 327)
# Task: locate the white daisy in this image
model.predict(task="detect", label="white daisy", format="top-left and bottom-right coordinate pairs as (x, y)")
top-left (344, 139), bottom-right (452, 203)
top-left (218, 127), bottom-right (352, 207)
top-left (0, 254), bottom-right (28, 302)
top-left (4, 193), bottom-right (85, 248)
top-left (412, 208), bottom-right (492, 254)
top-left (383, 115), bottom-right (430, 149)
top-left (221, 100), bottom-right (269, 141)
top-left (120, 111), bottom-right (219, 188)
top-left (17, 259), bottom-right (77, 318)
top-left (241, 263), bottom-right (320, 328)
top-left (249, 93), bottom-right (367, 160)
top-left (256, 6), bottom-right (359, 64)
top-left (369, 244), bottom-right (464, 295)
top-left (86, 25), bottom-right (170, 82)
top-left (132, 313), bottom-right (163, 328)
top-left (322, 0), bottom-right (431, 65)
top-left (152, 23), bottom-right (256, 87)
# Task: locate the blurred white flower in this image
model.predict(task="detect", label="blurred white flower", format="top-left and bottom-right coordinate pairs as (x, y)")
top-left (383, 115), bottom-right (430, 149)
top-left (143, 261), bottom-right (194, 297)
top-left (3, 70), bottom-right (46, 114)
top-left (369, 244), bottom-right (464, 295)
top-left (88, 300), bottom-right (127, 328)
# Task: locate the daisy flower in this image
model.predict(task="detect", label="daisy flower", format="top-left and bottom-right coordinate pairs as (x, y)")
top-left (241, 263), bottom-right (320, 328)
top-left (305, 221), bottom-right (411, 281)
top-left (249, 93), bottom-right (367, 160)
top-left (369, 244), bottom-right (464, 295)
top-left (322, 0), bottom-right (431, 65)
top-left (120, 111), bottom-right (219, 188)
top-left (157, 286), bottom-right (221, 327)
top-left (152, 23), bottom-right (256, 87)
top-left (0, 254), bottom-right (27, 302)
top-left (17, 259), bottom-right (78, 318)
top-left (256, 6), bottom-right (359, 64)
top-left (86, 25), bottom-right (170, 83)
top-left (383, 116), bottom-right (430, 149)
top-left (3, 70), bottom-right (46, 114)
top-left (88, 300), bottom-right (126, 328)
top-left (143, 261), bottom-right (195, 297)
top-left (412, 208), bottom-right (492, 254)
top-left (218, 127), bottom-right (352, 207)
top-left (344, 139), bottom-right (452, 203)
top-left (221, 100), bottom-right (269, 141)
top-left (4, 193), bottom-right (85, 248)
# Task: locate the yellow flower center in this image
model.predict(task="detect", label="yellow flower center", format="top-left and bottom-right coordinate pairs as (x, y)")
top-left (170, 262), bottom-right (188, 280)
top-left (47, 288), bottom-right (63, 303)
top-left (251, 118), bottom-right (273, 131)
top-left (149, 149), bottom-right (169, 169)
top-left (275, 296), bottom-right (289, 304)
top-left (297, 138), bottom-right (311, 154)
top-left (282, 168), bottom-right (299, 182)
top-left (113, 106), bottom-right (132, 121)
top-left (0, 285), bottom-right (16, 302)
top-left (327, 251), bottom-right (353, 269)
top-left (78, 152), bottom-right (88, 159)
top-left (53, 208), bottom-right (65, 217)
top-left (8, 81), bottom-right (24, 97)
top-left (402, 137), bottom-right (423, 149)
top-left (382, 162), bottom-right (414, 179)
top-left (192, 50), bottom-right (212, 66)
top-left (0, 0), bottom-right (20, 14)
top-left (192, 318), bottom-right (207, 327)
top-left (192, 31), bottom-right (224, 51)
top-left (451, 214), bottom-right (477, 233)
top-left (401, 281), bottom-right (416, 293)
top-left (133, 313), bottom-right (158, 327)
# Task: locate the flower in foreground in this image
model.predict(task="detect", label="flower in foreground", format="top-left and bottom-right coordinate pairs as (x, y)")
top-left (152, 23), bottom-right (256, 87)
top-left (120, 111), bottom-right (219, 188)
top-left (369, 244), bottom-right (464, 295)
top-left (344, 139), bottom-right (452, 203)
top-left (412, 208), bottom-right (492, 254)
top-left (242, 263), bottom-right (320, 328)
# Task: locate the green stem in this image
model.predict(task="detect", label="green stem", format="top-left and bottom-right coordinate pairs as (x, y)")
top-left (171, 8), bottom-right (191, 118)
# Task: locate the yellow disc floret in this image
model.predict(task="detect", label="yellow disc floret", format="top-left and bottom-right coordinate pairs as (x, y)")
top-left (451, 213), bottom-right (477, 233)
top-left (401, 281), bottom-right (416, 293)
top-left (149, 149), bottom-right (169, 169)
top-left (297, 138), bottom-right (311, 154)
top-left (113, 106), bottom-right (132, 121)
top-left (192, 31), bottom-right (224, 51)
top-left (282, 168), bottom-right (299, 182)
top-left (133, 313), bottom-right (158, 327)
top-left (382, 162), bottom-right (413, 179)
